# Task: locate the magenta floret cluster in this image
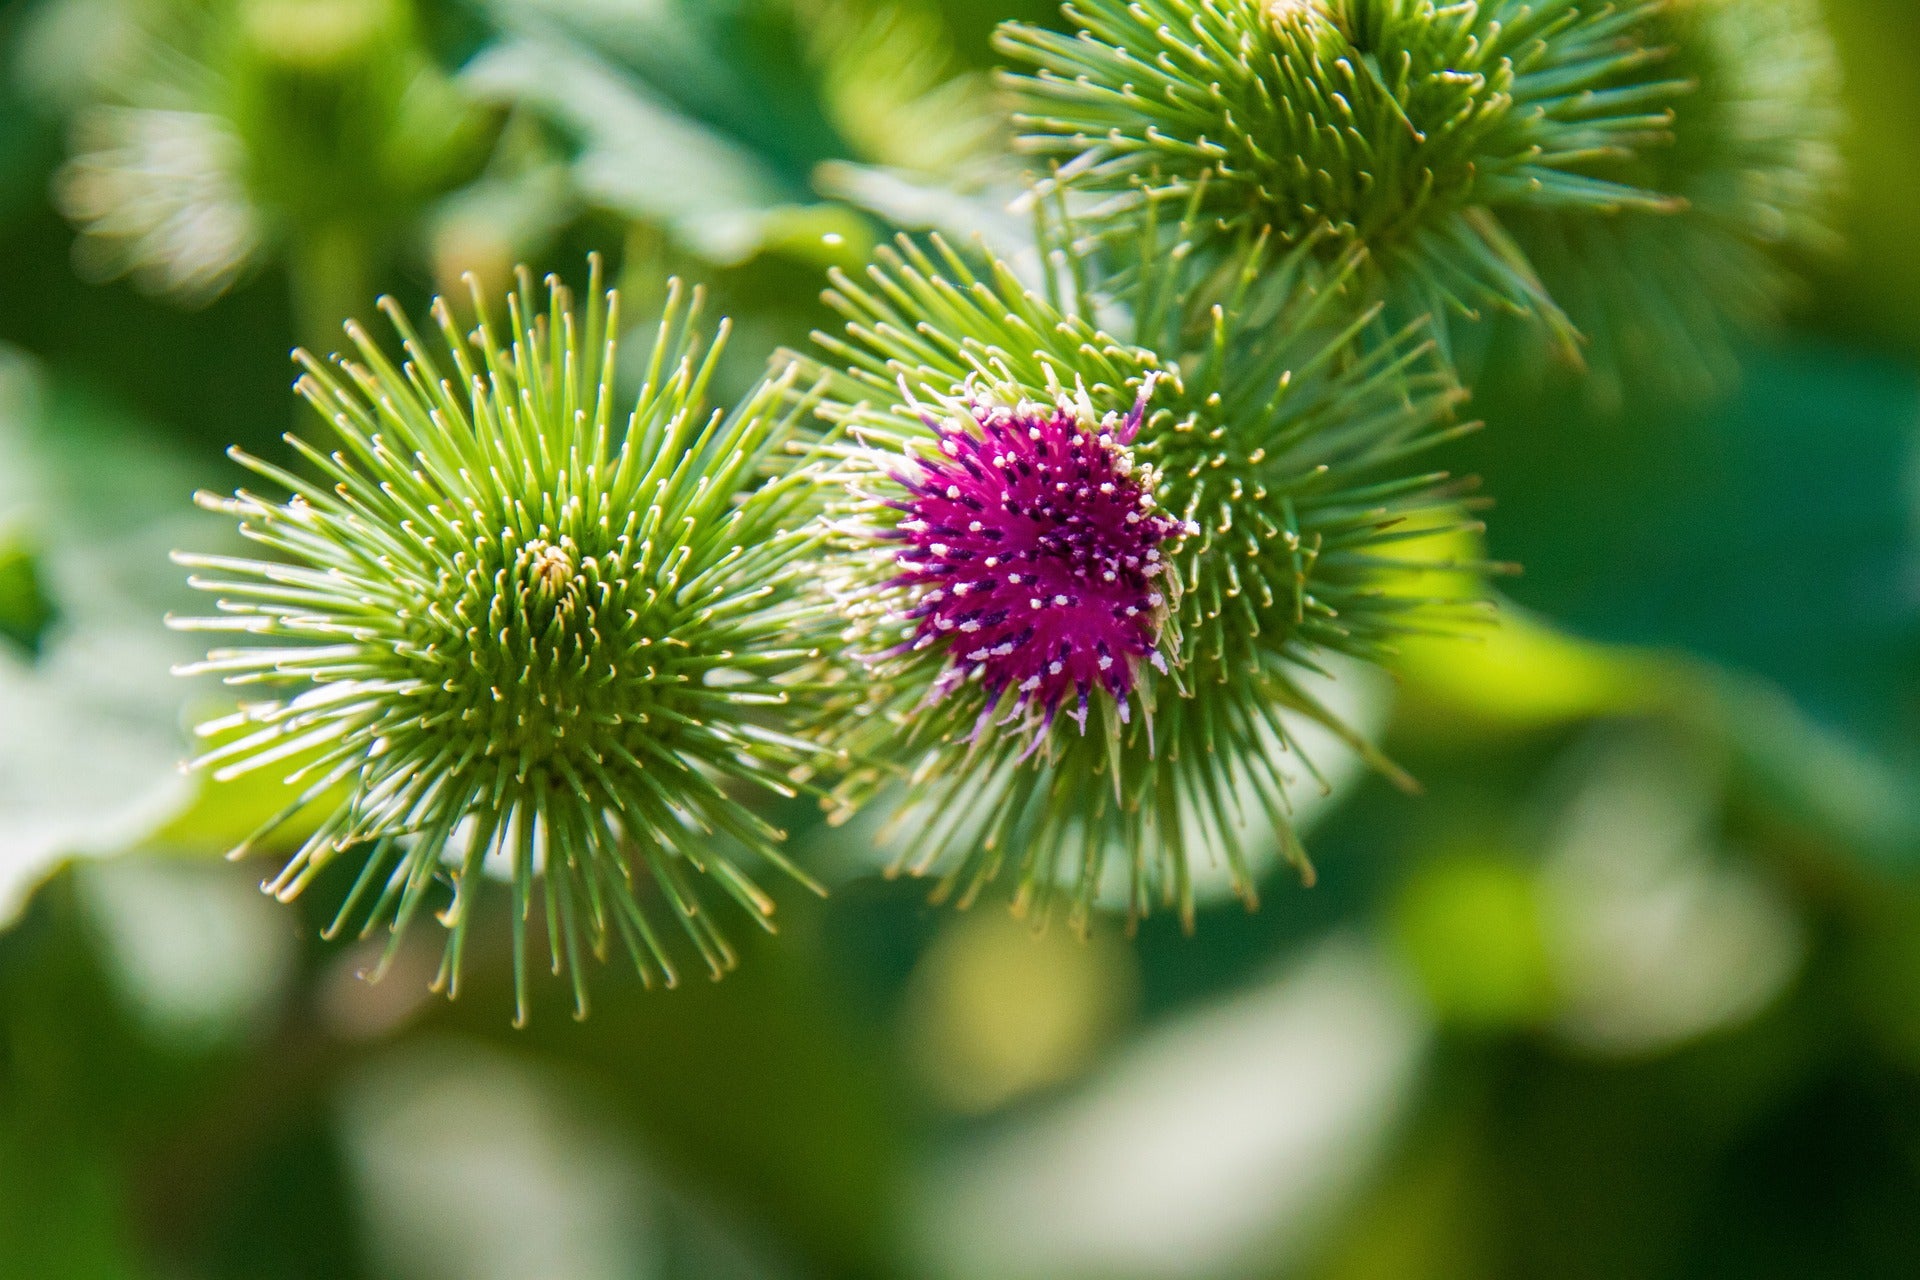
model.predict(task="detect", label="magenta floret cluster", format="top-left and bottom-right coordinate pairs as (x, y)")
top-left (885, 379), bottom-right (1196, 735)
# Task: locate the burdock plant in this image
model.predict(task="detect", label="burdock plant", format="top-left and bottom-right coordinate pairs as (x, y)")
top-left (172, 260), bottom-right (832, 1022)
top-left (997, 0), bottom-right (1690, 345)
top-left (799, 198), bottom-right (1485, 928)
top-left (160, 0), bottom-right (1851, 1016)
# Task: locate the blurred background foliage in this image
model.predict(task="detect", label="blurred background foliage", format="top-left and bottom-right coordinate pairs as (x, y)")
top-left (2, 1), bottom-right (1920, 1277)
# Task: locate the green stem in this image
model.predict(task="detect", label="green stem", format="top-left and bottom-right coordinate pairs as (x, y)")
top-left (288, 221), bottom-right (374, 352)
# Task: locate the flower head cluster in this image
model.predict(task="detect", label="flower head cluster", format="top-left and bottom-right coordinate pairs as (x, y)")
top-left (886, 378), bottom-right (1195, 739)
top-left (998, 0), bottom-right (1688, 339)
top-left (173, 260), bottom-right (831, 1022)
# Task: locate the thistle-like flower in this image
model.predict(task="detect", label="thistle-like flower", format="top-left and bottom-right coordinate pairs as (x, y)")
top-left (886, 378), bottom-right (1196, 738)
top-left (997, 0), bottom-right (1688, 342)
top-left (172, 260), bottom-right (832, 1022)
top-left (802, 202), bottom-right (1486, 927)
top-left (1501, 0), bottom-right (1847, 402)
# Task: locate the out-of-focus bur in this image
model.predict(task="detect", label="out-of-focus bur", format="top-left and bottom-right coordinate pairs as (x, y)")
top-left (1500, 0), bottom-right (1849, 404)
top-left (796, 199), bottom-right (1494, 929)
top-left (170, 257), bottom-right (836, 1024)
top-left (996, 0), bottom-right (1691, 351)
top-left (56, 104), bottom-right (262, 304)
top-left (47, 0), bottom-right (488, 320)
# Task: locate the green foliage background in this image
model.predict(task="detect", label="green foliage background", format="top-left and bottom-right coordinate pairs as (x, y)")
top-left (3, 1), bottom-right (1920, 1277)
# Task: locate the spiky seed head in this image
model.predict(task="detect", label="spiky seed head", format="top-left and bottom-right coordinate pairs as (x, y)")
top-left (171, 258), bottom-right (832, 1023)
top-left (800, 214), bottom-right (1487, 928)
top-left (997, 0), bottom-right (1690, 338)
top-left (882, 378), bottom-right (1196, 739)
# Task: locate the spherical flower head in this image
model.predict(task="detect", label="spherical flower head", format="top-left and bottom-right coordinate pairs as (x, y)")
top-left (998, 0), bottom-right (1689, 335)
top-left (172, 260), bottom-right (830, 1023)
top-left (887, 376), bottom-right (1196, 736)
top-left (800, 227), bottom-right (1481, 927)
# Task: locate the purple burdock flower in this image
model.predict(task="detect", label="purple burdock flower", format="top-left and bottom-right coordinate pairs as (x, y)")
top-left (884, 375), bottom-right (1197, 739)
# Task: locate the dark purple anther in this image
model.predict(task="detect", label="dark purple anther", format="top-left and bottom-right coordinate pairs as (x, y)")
top-left (889, 377), bottom-right (1195, 736)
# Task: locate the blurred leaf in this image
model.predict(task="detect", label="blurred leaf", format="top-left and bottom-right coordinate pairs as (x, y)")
top-left (464, 0), bottom-right (993, 268)
top-left (0, 7), bottom-right (61, 224)
top-left (464, 35), bottom-right (845, 265)
top-left (193, 1116), bottom-right (368, 1280)
top-left (1537, 724), bottom-right (1809, 1058)
top-left (1710, 668), bottom-right (1920, 873)
top-left (0, 1130), bottom-right (143, 1279)
top-left (0, 537), bottom-right (55, 656)
top-left (1813, 0), bottom-right (1920, 356)
top-left (1393, 852), bottom-right (1556, 1031)
top-left (912, 937), bottom-right (1430, 1280)
top-left (0, 872), bottom-right (181, 1277)
top-left (814, 161), bottom-right (1028, 259)
top-left (1397, 602), bottom-right (1667, 736)
top-left (474, 0), bottom-right (847, 184)
top-left (0, 627), bottom-right (194, 923)
top-left (901, 911), bottom-right (1140, 1114)
top-left (0, 348), bottom-right (229, 922)
top-left (1307, 1119), bottom-right (1489, 1280)
top-left (1461, 339), bottom-right (1920, 750)
top-left (417, 893), bottom-right (910, 1280)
